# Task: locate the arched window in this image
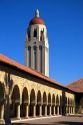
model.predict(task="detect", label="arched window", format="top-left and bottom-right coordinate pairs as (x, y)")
top-left (39, 45), bottom-right (42, 73)
top-left (33, 46), bottom-right (37, 70)
top-left (28, 46), bottom-right (31, 67)
top-left (34, 29), bottom-right (37, 37)
top-left (40, 29), bottom-right (44, 41)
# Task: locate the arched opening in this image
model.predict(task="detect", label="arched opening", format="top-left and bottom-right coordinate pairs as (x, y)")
top-left (21, 87), bottom-right (28, 118)
top-left (36, 91), bottom-right (42, 116)
top-left (33, 46), bottom-right (37, 70)
top-left (0, 83), bottom-right (4, 120)
top-left (42, 92), bottom-right (47, 116)
top-left (39, 46), bottom-right (42, 73)
top-left (47, 93), bottom-right (51, 115)
top-left (28, 46), bottom-right (31, 67)
top-left (68, 98), bottom-right (70, 114)
top-left (52, 94), bottom-right (55, 115)
top-left (56, 95), bottom-right (59, 115)
top-left (11, 85), bottom-right (20, 119)
top-left (40, 29), bottom-right (44, 41)
top-left (33, 29), bottom-right (37, 37)
top-left (29, 89), bottom-right (36, 117)
top-left (59, 96), bottom-right (62, 115)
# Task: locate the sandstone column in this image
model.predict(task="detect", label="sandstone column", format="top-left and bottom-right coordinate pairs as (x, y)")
top-left (33, 105), bottom-right (36, 117)
top-left (16, 104), bottom-right (20, 119)
top-left (0, 105), bottom-right (4, 123)
top-left (45, 105), bottom-right (47, 116)
top-left (25, 104), bottom-right (28, 118)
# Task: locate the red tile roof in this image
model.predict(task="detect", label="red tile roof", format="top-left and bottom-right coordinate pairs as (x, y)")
top-left (0, 54), bottom-right (68, 89)
top-left (29, 17), bottom-right (44, 25)
top-left (67, 78), bottom-right (83, 93)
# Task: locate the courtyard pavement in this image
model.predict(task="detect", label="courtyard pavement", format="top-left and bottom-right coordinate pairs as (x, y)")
top-left (11, 115), bottom-right (83, 125)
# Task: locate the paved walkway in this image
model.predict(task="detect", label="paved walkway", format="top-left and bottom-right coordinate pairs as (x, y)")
top-left (11, 115), bottom-right (83, 125)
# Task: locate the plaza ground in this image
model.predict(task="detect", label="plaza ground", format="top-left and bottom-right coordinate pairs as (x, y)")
top-left (11, 115), bottom-right (83, 125)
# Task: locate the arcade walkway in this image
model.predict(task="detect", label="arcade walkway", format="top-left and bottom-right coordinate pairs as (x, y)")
top-left (12, 115), bottom-right (83, 125)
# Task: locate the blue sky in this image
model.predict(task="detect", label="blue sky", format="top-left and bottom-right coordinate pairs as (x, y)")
top-left (0, 0), bottom-right (83, 85)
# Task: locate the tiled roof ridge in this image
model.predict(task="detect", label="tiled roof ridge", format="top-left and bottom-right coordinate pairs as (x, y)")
top-left (67, 78), bottom-right (83, 87)
top-left (0, 54), bottom-right (67, 89)
top-left (67, 78), bottom-right (83, 93)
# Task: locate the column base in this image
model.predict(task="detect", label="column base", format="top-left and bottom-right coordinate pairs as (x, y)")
top-left (24, 116), bottom-right (29, 119)
top-left (0, 119), bottom-right (5, 124)
top-left (16, 117), bottom-right (21, 120)
top-left (33, 116), bottom-right (36, 118)
top-left (39, 115), bottom-right (42, 117)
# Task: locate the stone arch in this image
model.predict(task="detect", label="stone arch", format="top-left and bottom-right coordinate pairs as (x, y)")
top-left (22, 87), bottom-right (28, 103)
top-left (11, 85), bottom-right (20, 118)
top-left (12, 85), bottom-right (20, 103)
top-left (42, 92), bottom-right (47, 116)
top-left (36, 90), bottom-right (42, 116)
top-left (56, 95), bottom-right (59, 115)
top-left (47, 93), bottom-right (51, 115)
top-left (21, 87), bottom-right (28, 117)
top-left (29, 89), bottom-right (36, 116)
top-left (56, 95), bottom-right (59, 106)
top-left (52, 94), bottom-right (55, 105)
top-left (60, 96), bottom-right (62, 106)
top-left (48, 93), bottom-right (51, 105)
top-left (52, 94), bottom-right (55, 115)
top-left (59, 96), bottom-right (62, 115)
top-left (37, 90), bottom-right (42, 105)
top-left (30, 89), bottom-right (35, 104)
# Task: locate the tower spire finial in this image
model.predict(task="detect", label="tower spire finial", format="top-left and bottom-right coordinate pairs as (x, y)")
top-left (35, 9), bottom-right (39, 17)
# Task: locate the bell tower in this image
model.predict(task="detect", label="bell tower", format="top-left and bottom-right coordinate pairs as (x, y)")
top-left (25, 9), bottom-right (49, 76)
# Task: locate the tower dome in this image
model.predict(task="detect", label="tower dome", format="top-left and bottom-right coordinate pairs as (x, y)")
top-left (29, 9), bottom-right (45, 25)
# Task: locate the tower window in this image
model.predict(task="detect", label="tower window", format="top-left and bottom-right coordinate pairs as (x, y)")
top-left (33, 29), bottom-right (37, 37)
top-left (28, 46), bottom-right (31, 67)
top-left (40, 29), bottom-right (44, 41)
top-left (33, 46), bottom-right (37, 70)
top-left (39, 45), bottom-right (42, 73)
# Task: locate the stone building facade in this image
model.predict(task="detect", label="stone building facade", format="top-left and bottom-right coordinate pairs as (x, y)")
top-left (0, 54), bottom-right (75, 123)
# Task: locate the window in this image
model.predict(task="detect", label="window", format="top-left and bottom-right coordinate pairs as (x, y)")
top-left (34, 29), bottom-right (37, 37)
top-left (39, 45), bottom-right (42, 73)
top-left (33, 46), bottom-right (37, 70)
top-left (28, 46), bottom-right (31, 67)
top-left (40, 29), bottom-right (44, 41)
